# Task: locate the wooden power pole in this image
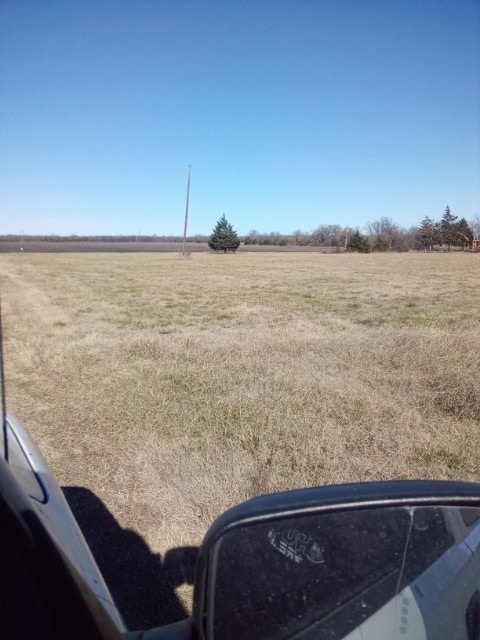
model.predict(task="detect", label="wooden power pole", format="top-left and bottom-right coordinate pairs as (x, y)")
top-left (182, 166), bottom-right (191, 257)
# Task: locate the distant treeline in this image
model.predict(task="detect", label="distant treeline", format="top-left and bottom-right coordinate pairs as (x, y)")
top-left (2, 208), bottom-right (479, 252)
top-left (0, 234), bottom-right (210, 243)
top-left (245, 209), bottom-right (479, 252)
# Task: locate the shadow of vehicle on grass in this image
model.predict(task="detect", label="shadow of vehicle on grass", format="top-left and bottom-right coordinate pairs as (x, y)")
top-left (63, 486), bottom-right (198, 631)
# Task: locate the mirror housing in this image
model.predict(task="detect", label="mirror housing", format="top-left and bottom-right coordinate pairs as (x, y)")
top-left (193, 480), bottom-right (480, 640)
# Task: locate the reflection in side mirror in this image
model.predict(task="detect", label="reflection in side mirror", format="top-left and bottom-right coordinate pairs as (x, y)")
top-left (197, 495), bottom-right (480, 640)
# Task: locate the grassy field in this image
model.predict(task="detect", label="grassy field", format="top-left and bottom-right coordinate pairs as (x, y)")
top-left (1, 251), bottom-right (479, 624)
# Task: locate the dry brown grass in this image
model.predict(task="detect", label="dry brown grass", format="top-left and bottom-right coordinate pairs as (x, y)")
top-left (1, 251), bottom-right (479, 619)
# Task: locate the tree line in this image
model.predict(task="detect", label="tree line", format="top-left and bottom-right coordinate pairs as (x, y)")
top-left (0, 233), bottom-right (211, 243)
top-left (415, 207), bottom-right (476, 252)
top-left (2, 207), bottom-right (478, 253)
top-left (244, 207), bottom-right (479, 252)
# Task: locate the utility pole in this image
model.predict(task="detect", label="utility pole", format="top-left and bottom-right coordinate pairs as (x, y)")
top-left (182, 166), bottom-right (191, 257)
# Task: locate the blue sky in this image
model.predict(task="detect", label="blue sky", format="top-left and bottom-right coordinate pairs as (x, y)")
top-left (1, 1), bottom-right (479, 236)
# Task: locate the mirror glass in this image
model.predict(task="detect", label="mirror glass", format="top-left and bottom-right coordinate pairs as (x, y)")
top-left (207, 506), bottom-right (480, 640)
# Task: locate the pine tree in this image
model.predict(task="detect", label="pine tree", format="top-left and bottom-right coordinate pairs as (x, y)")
top-left (347, 230), bottom-right (370, 253)
top-left (208, 214), bottom-right (240, 253)
top-left (415, 216), bottom-right (440, 252)
top-left (440, 206), bottom-right (458, 251)
top-left (454, 218), bottom-right (474, 250)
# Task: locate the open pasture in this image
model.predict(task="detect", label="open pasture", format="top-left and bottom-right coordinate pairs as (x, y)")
top-left (1, 251), bottom-right (479, 619)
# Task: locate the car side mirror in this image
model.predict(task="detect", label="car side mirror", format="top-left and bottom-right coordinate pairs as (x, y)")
top-left (193, 480), bottom-right (480, 640)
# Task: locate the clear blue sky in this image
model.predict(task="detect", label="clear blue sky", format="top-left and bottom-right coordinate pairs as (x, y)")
top-left (1, 1), bottom-right (479, 236)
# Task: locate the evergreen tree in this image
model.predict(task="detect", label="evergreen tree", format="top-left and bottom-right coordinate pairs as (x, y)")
top-left (440, 206), bottom-right (458, 251)
top-left (454, 218), bottom-right (474, 250)
top-left (415, 216), bottom-right (440, 252)
top-left (347, 229), bottom-right (370, 253)
top-left (208, 214), bottom-right (240, 253)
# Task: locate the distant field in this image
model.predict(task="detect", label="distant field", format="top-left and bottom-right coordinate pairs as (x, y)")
top-left (0, 240), bottom-right (209, 253)
top-left (0, 240), bottom-right (336, 253)
top-left (1, 252), bottom-right (479, 623)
